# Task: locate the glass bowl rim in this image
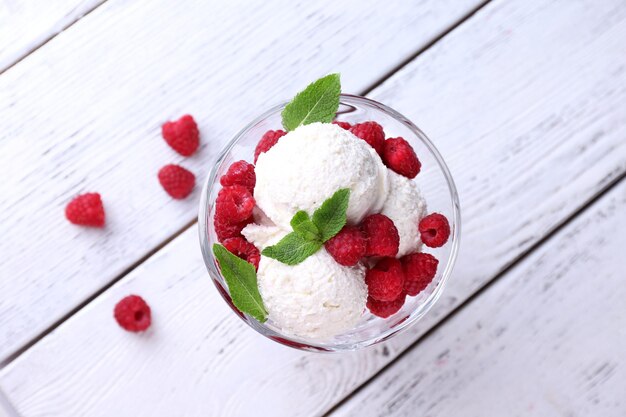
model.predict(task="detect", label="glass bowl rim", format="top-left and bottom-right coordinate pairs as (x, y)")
top-left (198, 94), bottom-right (461, 352)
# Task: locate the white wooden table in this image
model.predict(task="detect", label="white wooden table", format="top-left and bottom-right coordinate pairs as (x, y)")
top-left (1, 1), bottom-right (625, 416)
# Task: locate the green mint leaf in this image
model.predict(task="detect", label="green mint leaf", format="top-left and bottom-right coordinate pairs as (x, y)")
top-left (290, 210), bottom-right (320, 241)
top-left (281, 73), bottom-right (341, 131)
top-left (312, 188), bottom-right (350, 242)
top-left (262, 232), bottom-right (322, 265)
top-left (213, 244), bottom-right (268, 322)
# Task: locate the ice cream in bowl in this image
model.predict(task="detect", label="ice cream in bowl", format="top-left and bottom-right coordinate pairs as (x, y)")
top-left (199, 74), bottom-right (460, 351)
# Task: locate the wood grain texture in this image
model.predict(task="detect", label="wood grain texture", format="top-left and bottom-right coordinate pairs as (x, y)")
top-left (1, 0), bottom-right (625, 415)
top-left (0, 0), bottom-right (104, 72)
top-left (0, 0), bottom-right (483, 362)
top-left (330, 180), bottom-right (626, 417)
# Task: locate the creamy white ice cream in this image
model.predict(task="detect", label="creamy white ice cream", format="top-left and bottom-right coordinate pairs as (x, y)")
top-left (254, 123), bottom-right (388, 228)
top-left (257, 249), bottom-right (367, 340)
top-left (381, 170), bottom-right (427, 257)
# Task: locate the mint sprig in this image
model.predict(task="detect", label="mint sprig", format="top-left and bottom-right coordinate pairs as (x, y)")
top-left (281, 73), bottom-right (341, 131)
top-left (262, 188), bottom-right (350, 265)
top-left (290, 210), bottom-right (321, 241)
top-left (312, 188), bottom-right (350, 241)
top-left (213, 244), bottom-right (268, 322)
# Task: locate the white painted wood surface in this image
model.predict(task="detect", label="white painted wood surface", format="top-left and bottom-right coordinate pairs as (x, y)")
top-left (0, 0), bottom-right (483, 362)
top-left (1, 0), bottom-right (625, 415)
top-left (0, 0), bottom-right (103, 72)
top-left (331, 181), bottom-right (626, 417)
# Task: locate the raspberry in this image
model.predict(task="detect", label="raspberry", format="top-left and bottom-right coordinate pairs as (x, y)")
top-left (350, 121), bottom-right (385, 155)
top-left (382, 137), bottom-right (421, 179)
top-left (213, 214), bottom-right (252, 242)
top-left (220, 160), bottom-right (255, 193)
top-left (361, 214), bottom-right (399, 257)
top-left (365, 257), bottom-right (404, 301)
top-left (367, 292), bottom-right (406, 318)
top-left (158, 164), bottom-right (195, 199)
top-left (223, 237), bottom-right (261, 269)
top-left (215, 185), bottom-right (255, 223)
top-left (114, 295), bottom-right (151, 332)
top-left (65, 193), bottom-right (105, 227)
top-left (401, 253), bottom-right (439, 296)
top-left (324, 226), bottom-right (366, 266)
top-left (332, 121), bottom-right (352, 130)
top-left (254, 130), bottom-right (286, 163)
top-left (162, 114), bottom-right (199, 156)
top-left (419, 213), bottom-right (450, 248)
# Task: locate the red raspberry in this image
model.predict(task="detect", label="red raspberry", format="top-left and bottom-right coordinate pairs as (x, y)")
top-left (382, 137), bottom-right (421, 179)
top-left (158, 164), bottom-right (195, 199)
top-left (365, 257), bottom-right (404, 301)
top-left (215, 185), bottom-right (255, 223)
top-left (419, 213), bottom-right (450, 248)
top-left (367, 292), bottom-right (406, 318)
top-left (65, 193), bottom-right (105, 227)
top-left (332, 121), bottom-right (352, 130)
top-left (350, 121), bottom-right (385, 155)
top-left (162, 114), bottom-right (199, 156)
top-left (213, 214), bottom-right (252, 242)
top-left (223, 237), bottom-right (261, 269)
top-left (220, 160), bottom-right (255, 193)
top-left (361, 214), bottom-right (399, 257)
top-left (401, 253), bottom-right (439, 296)
top-left (114, 295), bottom-right (151, 332)
top-left (254, 130), bottom-right (286, 163)
top-left (324, 226), bottom-right (366, 266)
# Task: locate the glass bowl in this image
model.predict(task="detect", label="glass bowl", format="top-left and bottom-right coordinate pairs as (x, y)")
top-left (198, 94), bottom-right (460, 352)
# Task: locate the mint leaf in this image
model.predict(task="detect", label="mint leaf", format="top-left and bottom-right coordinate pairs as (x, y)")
top-left (281, 73), bottom-right (341, 131)
top-left (262, 232), bottom-right (322, 265)
top-left (312, 188), bottom-right (350, 242)
top-left (213, 244), bottom-right (267, 322)
top-left (290, 210), bottom-right (320, 241)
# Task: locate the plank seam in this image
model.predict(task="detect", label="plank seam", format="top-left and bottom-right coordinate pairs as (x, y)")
top-left (322, 170), bottom-right (626, 416)
top-left (0, 0), bottom-right (108, 77)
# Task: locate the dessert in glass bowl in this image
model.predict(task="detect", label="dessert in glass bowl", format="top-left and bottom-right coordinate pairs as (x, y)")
top-left (199, 74), bottom-right (460, 351)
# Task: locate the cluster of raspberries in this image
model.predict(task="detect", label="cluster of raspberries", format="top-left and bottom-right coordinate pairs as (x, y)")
top-left (64, 115), bottom-right (202, 332)
top-left (215, 120), bottom-right (451, 319)
top-left (325, 211), bottom-right (449, 318)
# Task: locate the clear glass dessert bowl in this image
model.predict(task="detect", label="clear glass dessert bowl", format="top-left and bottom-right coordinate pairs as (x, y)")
top-left (199, 94), bottom-right (460, 352)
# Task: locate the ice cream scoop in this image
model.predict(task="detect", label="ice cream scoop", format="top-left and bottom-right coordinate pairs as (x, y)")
top-left (254, 123), bottom-right (389, 228)
top-left (257, 248), bottom-right (367, 340)
top-left (381, 170), bottom-right (427, 257)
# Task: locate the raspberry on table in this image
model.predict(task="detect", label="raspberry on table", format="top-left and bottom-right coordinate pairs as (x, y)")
top-left (162, 114), bottom-right (200, 156)
top-left (367, 291), bottom-right (406, 318)
top-left (332, 121), bottom-right (352, 130)
top-left (158, 164), bottom-right (196, 199)
top-left (401, 252), bottom-right (439, 296)
top-left (114, 295), bottom-right (151, 332)
top-left (382, 137), bottom-right (421, 179)
top-left (324, 226), bottom-right (366, 266)
top-left (223, 237), bottom-right (261, 270)
top-left (365, 257), bottom-right (405, 301)
top-left (213, 214), bottom-right (252, 242)
top-left (220, 160), bottom-right (256, 193)
top-left (418, 213), bottom-right (450, 248)
top-left (65, 192), bottom-right (105, 227)
top-left (350, 121), bottom-right (385, 155)
top-left (215, 185), bottom-right (255, 223)
top-left (361, 213), bottom-right (400, 257)
top-left (254, 130), bottom-right (286, 163)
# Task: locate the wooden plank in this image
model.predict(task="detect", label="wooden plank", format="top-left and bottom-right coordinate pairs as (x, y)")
top-left (2, 0), bottom-right (626, 415)
top-left (0, 0), bottom-right (104, 72)
top-left (0, 0), bottom-right (483, 362)
top-left (330, 181), bottom-right (626, 417)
